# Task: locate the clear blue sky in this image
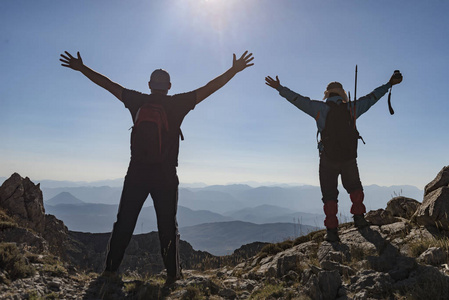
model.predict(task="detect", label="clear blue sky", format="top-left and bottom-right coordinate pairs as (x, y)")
top-left (1, 0), bottom-right (447, 189)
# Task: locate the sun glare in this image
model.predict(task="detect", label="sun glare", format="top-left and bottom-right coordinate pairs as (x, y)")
top-left (179, 0), bottom-right (250, 33)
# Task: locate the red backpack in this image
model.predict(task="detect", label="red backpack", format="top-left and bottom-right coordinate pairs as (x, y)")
top-left (131, 103), bottom-right (170, 163)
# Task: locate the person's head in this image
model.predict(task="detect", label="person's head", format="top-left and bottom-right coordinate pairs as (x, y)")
top-left (148, 69), bottom-right (171, 95)
top-left (323, 81), bottom-right (348, 103)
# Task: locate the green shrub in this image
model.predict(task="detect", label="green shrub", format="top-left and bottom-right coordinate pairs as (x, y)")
top-left (250, 283), bottom-right (285, 299)
top-left (0, 243), bottom-right (35, 280)
top-left (278, 240), bottom-right (294, 250)
top-left (409, 236), bottom-right (449, 258)
top-left (0, 209), bottom-right (18, 230)
top-left (259, 244), bottom-right (283, 257)
top-left (0, 221), bottom-right (18, 230)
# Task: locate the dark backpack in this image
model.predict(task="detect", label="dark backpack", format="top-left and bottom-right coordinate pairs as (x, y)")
top-left (131, 102), bottom-right (173, 163)
top-left (320, 101), bottom-right (361, 162)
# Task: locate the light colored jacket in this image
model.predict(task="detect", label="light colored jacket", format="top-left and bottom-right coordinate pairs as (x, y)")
top-left (278, 83), bottom-right (391, 133)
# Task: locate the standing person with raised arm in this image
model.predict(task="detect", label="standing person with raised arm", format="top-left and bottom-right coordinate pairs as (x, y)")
top-left (60, 50), bottom-right (254, 284)
top-left (265, 70), bottom-right (402, 242)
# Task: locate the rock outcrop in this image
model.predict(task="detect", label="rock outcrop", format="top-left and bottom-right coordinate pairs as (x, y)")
top-left (0, 173), bottom-right (46, 233)
top-left (2, 168), bottom-right (449, 299)
top-left (413, 166), bottom-right (449, 228)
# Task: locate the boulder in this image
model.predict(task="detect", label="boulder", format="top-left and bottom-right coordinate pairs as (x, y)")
top-left (386, 196), bottom-right (421, 219)
top-left (366, 209), bottom-right (399, 226)
top-left (318, 270), bottom-right (341, 300)
top-left (350, 270), bottom-right (393, 297)
top-left (418, 247), bottom-right (447, 266)
top-left (424, 166), bottom-right (449, 196)
top-left (0, 173), bottom-right (45, 233)
top-left (413, 187), bottom-right (449, 229)
top-left (413, 167), bottom-right (449, 229)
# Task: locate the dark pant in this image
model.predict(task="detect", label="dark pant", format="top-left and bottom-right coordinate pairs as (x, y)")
top-left (104, 163), bottom-right (180, 278)
top-left (319, 155), bottom-right (363, 202)
top-left (319, 155), bottom-right (365, 228)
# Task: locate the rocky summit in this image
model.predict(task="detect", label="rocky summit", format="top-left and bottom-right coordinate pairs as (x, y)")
top-left (1, 167), bottom-right (449, 299)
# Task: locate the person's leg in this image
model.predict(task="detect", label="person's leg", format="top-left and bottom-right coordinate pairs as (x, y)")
top-left (319, 155), bottom-right (340, 230)
top-left (341, 159), bottom-right (369, 228)
top-left (341, 159), bottom-right (365, 215)
top-left (104, 177), bottom-right (149, 272)
top-left (151, 188), bottom-right (180, 279)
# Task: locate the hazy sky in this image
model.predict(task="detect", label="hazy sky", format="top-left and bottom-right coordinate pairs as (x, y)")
top-left (1, 0), bottom-right (448, 189)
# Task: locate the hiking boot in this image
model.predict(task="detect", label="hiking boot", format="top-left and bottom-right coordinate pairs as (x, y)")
top-left (99, 270), bottom-right (122, 284)
top-left (354, 214), bottom-right (370, 228)
top-left (164, 271), bottom-right (183, 287)
top-left (324, 228), bottom-right (340, 242)
top-left (164, 275), bottom-right (178, 286)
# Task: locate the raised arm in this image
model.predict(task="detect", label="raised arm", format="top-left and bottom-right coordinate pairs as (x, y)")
top-left (265, 74), bottom-right (326, 120)
top-left (352, 70), bottom-right (403, 118)
top-left (195, 51), bottom-right (254, 104)
top-left (60, 51), bottom-right (125, 102)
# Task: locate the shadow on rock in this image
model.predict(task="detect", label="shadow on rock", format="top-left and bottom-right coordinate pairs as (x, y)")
top-left (83, 275), bottom-right (127, 300)
top-left (358, 226), bottom-right (449, 299)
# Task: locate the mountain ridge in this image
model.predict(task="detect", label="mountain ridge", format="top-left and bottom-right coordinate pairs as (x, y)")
top-left (1, 168), bottom-right (448, 299)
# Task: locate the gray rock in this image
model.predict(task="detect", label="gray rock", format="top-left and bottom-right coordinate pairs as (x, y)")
top-left (386, 196), bottom-right (421, 219)
top-left (276, 254), bottom-right (299, 277)
top-left (281, 270), bottom-right (299, 283)
top-left (304, 273), bottom-right (322, 300)
top-left (0, 173), bottom-right (46, 233)
top-left (365, 208), bottom-right (399, 226)
top-left (320, 260), bottom-right (356, 277)
top-left (413, 186), bottom-right (449, 229)
top-left (350, 270), bottom-right (393, 297)
top-left (219, 287), bottom-right (237, 299)
top-left (418, 247), bottom-right (447, 265)
top-left (394, 265), bottom-right (449, 299)
top-left (425, 166), bottom-right (449, 196)
top-left (388, 256), bottom-right (417, 281)
top-left (318, 270), bottom-right (341, 300)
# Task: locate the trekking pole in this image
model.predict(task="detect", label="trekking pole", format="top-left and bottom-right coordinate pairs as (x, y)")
top-left (352, 65), bottom-right (365, 144)
top-left (354, 65), bottom-right (358, 103)
top-left (353, 65), bottom-right (358, 124)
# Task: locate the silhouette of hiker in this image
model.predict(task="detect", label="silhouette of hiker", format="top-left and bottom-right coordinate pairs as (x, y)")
top-left (265, 71), bottom-right (402, 242)
top-left (60, 50), bottom-right (254, 284)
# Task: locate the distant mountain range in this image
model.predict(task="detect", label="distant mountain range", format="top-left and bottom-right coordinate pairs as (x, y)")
top-left (179, 221), bottom-right (317, 256)
top-left (42, 183), bottom-right (424, 215)
top-left (44, 191), bottom-right (322, 255)
top-left (44, 192), bottom-right (322, 231)
top-left (43, 181), bottom-right (424, 255)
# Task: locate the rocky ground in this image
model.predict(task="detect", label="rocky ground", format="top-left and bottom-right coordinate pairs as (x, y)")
top-left (1, 166), bottom-right (449, 299)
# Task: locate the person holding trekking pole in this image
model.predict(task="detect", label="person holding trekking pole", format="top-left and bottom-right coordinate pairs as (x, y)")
top-left (265, 70), bottom-right (402, 242)
top-left (60, 50), bottom-right (254, 284)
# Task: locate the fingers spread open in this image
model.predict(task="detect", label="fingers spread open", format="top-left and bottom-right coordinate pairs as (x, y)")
top-left (239, 50), bottom-right (248, 60)
top-left (64, 51), bottom-right (74, 59)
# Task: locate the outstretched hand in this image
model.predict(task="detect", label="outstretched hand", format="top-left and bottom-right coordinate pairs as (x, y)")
top-left (232, 51), bottom-right (254, 73)
top-left (60, 51), bottom-right (84, 71)
top-left (265, 75), bottom-right (281, 90)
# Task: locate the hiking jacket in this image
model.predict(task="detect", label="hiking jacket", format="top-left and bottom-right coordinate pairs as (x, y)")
top-left (277, 83), bottom-right (391, 133)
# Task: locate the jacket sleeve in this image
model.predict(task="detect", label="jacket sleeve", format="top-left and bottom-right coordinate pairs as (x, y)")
top-left (278, 86), bottom-right (327, 120)
top-left (351, 83), bottom-right (392, 118)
